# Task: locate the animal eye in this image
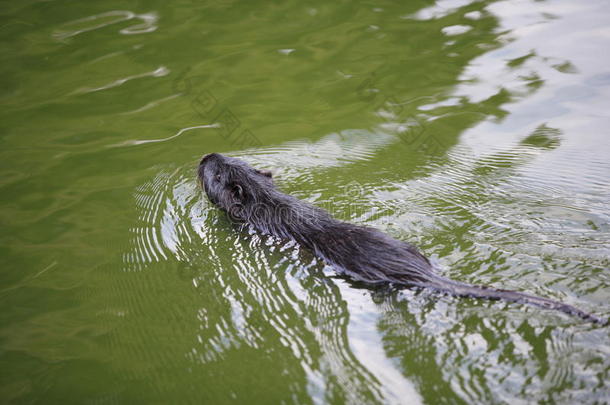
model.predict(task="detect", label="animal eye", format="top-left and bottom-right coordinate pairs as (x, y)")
top-left (215, 174), bottom-right (221, 181)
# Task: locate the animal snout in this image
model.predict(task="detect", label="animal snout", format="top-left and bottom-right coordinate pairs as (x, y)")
top-left (200, 153), bottom-right (222, 166)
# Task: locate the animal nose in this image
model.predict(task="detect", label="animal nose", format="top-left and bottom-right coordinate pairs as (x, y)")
top-left (200, 153), bottom-right (221, 165)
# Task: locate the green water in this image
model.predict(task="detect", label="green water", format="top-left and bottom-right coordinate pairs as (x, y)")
top-left (1, 0), bottom-right (609, 403)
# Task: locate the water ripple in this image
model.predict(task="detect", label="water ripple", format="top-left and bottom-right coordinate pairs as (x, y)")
top-left (54, 10), bottom-right (158, 40)
top-left (73, 66), bottom-right (169, 95)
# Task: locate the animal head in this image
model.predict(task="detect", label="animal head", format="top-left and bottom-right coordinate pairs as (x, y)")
top-left (198, 153), bottom-right (273, 218)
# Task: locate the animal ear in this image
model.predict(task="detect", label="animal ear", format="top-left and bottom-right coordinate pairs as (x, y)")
top-left (256, 169), bottom-right (273, 178)
top-left (231, 184), bottom-right (244, 200)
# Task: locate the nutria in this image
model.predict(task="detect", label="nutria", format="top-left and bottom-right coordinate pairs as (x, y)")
top-left (198, 153), bottom-right (607, 325)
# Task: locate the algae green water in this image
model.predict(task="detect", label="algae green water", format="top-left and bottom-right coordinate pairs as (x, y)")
top-left (1, 0), bottom-right (609, 403)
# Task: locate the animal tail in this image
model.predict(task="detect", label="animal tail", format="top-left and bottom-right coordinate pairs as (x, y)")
top-left (418, 274), bottom-right (608, 325)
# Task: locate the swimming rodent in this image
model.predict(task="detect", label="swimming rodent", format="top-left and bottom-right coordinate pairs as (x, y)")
top-left (198, 153), bottom-right (607, 325)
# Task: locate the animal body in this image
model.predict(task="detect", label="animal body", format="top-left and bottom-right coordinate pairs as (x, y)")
top-left (198, 153), bottom-right (607, 325)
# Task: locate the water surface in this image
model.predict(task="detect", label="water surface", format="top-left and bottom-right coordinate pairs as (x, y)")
top-left (1, 0), bottom-right (609, 403)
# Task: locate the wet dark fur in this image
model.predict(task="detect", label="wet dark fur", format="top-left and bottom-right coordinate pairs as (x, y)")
top-left (199, 153), bottom-right (607, 325)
